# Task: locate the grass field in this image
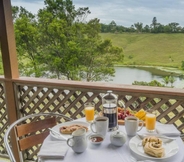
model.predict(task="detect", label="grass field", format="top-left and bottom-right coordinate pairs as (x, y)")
top-left (100, 33), bottom-right (184, 68)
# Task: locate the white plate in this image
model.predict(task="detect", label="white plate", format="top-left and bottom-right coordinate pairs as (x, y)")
top-left (129, 135), bottom-right (179, 160)
top-left (50, 121), bottom-right (91, 140)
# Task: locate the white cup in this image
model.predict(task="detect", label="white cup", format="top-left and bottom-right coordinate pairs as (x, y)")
top-left (125, 116), bottom-right (144, 136)
top-left (90, 116), bottom-right (109, 137)
top-left (67, 128), bottom-right (87, 153)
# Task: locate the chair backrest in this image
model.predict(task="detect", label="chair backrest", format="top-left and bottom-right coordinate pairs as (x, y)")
top-left (4, 112), bottom-right (73, 162)
top-left (15, 117), bottom-right (56, 151)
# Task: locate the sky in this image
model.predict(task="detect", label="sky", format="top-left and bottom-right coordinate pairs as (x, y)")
top-left (11, 0), bottom-right (184, 27)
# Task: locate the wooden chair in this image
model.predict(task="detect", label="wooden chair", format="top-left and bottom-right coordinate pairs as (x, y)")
top-left (4, 112), bottom-right (73, 162)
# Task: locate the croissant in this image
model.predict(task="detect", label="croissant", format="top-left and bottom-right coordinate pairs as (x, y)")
top-left (142, 136), bottom-right (165, 158)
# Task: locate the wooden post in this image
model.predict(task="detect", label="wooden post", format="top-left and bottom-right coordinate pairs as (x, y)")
top-left (0, 0), bottom-right (20, 161)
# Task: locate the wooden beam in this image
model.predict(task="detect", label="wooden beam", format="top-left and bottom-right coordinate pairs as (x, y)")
top-left (0, 0), bottom-right (19, 78)
top-left (0, 0), bottom-right (20, 161)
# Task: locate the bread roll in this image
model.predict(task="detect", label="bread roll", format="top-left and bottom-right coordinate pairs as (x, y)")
top-left (144, 142), bottom-right (165, 158)
top-left (142, 136), bottom-right (165, 158)
top-left (142, 136), bottom-right (162, 147)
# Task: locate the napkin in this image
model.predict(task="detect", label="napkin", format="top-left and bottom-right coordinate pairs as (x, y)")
top-left (38, 140), bottom-right (69, 159)
top-left (156, 123), bottom-right (181, 137)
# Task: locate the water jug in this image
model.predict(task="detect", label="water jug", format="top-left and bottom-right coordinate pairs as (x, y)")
top-left (102, 90), bottom-right (118, 131)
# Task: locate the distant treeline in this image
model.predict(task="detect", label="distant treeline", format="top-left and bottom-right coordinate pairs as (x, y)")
top-left (100, 17), bottom-right (184, 33)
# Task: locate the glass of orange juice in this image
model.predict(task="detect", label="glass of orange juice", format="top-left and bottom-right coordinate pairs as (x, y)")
top-left (84, 102), bottom-right (95, 122)
top-left (145, 109), bottom-right (156, 133)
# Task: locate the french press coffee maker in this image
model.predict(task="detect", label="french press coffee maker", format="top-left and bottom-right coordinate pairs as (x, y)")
top-left (102, 90), bottom-right (118, 131)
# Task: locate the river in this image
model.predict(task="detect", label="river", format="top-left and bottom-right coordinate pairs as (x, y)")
top-left (107, 66), bottom-right (184, 89)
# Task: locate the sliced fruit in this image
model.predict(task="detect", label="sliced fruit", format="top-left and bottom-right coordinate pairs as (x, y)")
top-left (134, 109), bottom-right (146, 121)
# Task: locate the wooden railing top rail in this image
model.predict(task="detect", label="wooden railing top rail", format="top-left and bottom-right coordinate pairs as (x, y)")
top-left (0, 76), bottom-right (183, 98)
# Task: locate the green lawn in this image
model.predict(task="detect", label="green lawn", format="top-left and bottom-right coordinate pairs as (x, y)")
top-left (100, 33), bottom-right (184, 68)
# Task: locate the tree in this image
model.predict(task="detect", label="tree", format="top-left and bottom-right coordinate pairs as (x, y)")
top-left (101, 23), bottom-right (109, 33)
top-left (151, 17), bottom-right (159, 33)
top-left (181, 61), bottom-right (184, 70)
top-left (130, 25), bottom-right (135, 32)
top-left (132, 80), bottom-right (164, 87)
top-left (169, 22), bottom-right (179, 32)
top-left (162, 76), bottom-right (176, 87)
top-left (162, 76), bottom-right (169, 86)
top-left (151, 17), bottom-right (157, 29)
top-left (12, 6), bottom-right (19, 21)
top-left (143, 25), bottom-right (150, 33)
top-left (78, 19), bottom-right (123, 81)
top-left (169, 76), bottom-right (176, 87)
top-left (164, 25), bottom-right (172, 33)
top-left (109, 20), bottom-right (117, 33)
top-left (36, 0), bottom-right (123, 81)
top-left (36, 0), bottom-right (88, 79)
top-left (155, 23), bottom-right (164, 33)
top-left (134, 22), bottom-right (143, 33)
top-left (13, 6), bottom-right (42, 77)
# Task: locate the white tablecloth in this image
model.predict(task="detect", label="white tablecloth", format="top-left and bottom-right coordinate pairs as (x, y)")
top-left (41, 119), bottom-right (184, 162)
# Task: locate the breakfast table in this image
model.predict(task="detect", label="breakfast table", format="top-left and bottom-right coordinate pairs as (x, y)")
top-left (39, 118), bottom-right (184, 162)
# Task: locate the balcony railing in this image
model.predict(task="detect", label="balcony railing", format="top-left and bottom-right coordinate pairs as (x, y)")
top-left (0, 76), bottom-right (184, 161)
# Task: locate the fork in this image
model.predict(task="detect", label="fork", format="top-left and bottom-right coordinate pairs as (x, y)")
top-left (136, 134), bottom-right (176, 143)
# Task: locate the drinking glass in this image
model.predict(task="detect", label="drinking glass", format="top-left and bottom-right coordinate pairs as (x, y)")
top-left (145, 109), bottom-right (156, 133)
top-left (84, 102), bottom-right (95, 122)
